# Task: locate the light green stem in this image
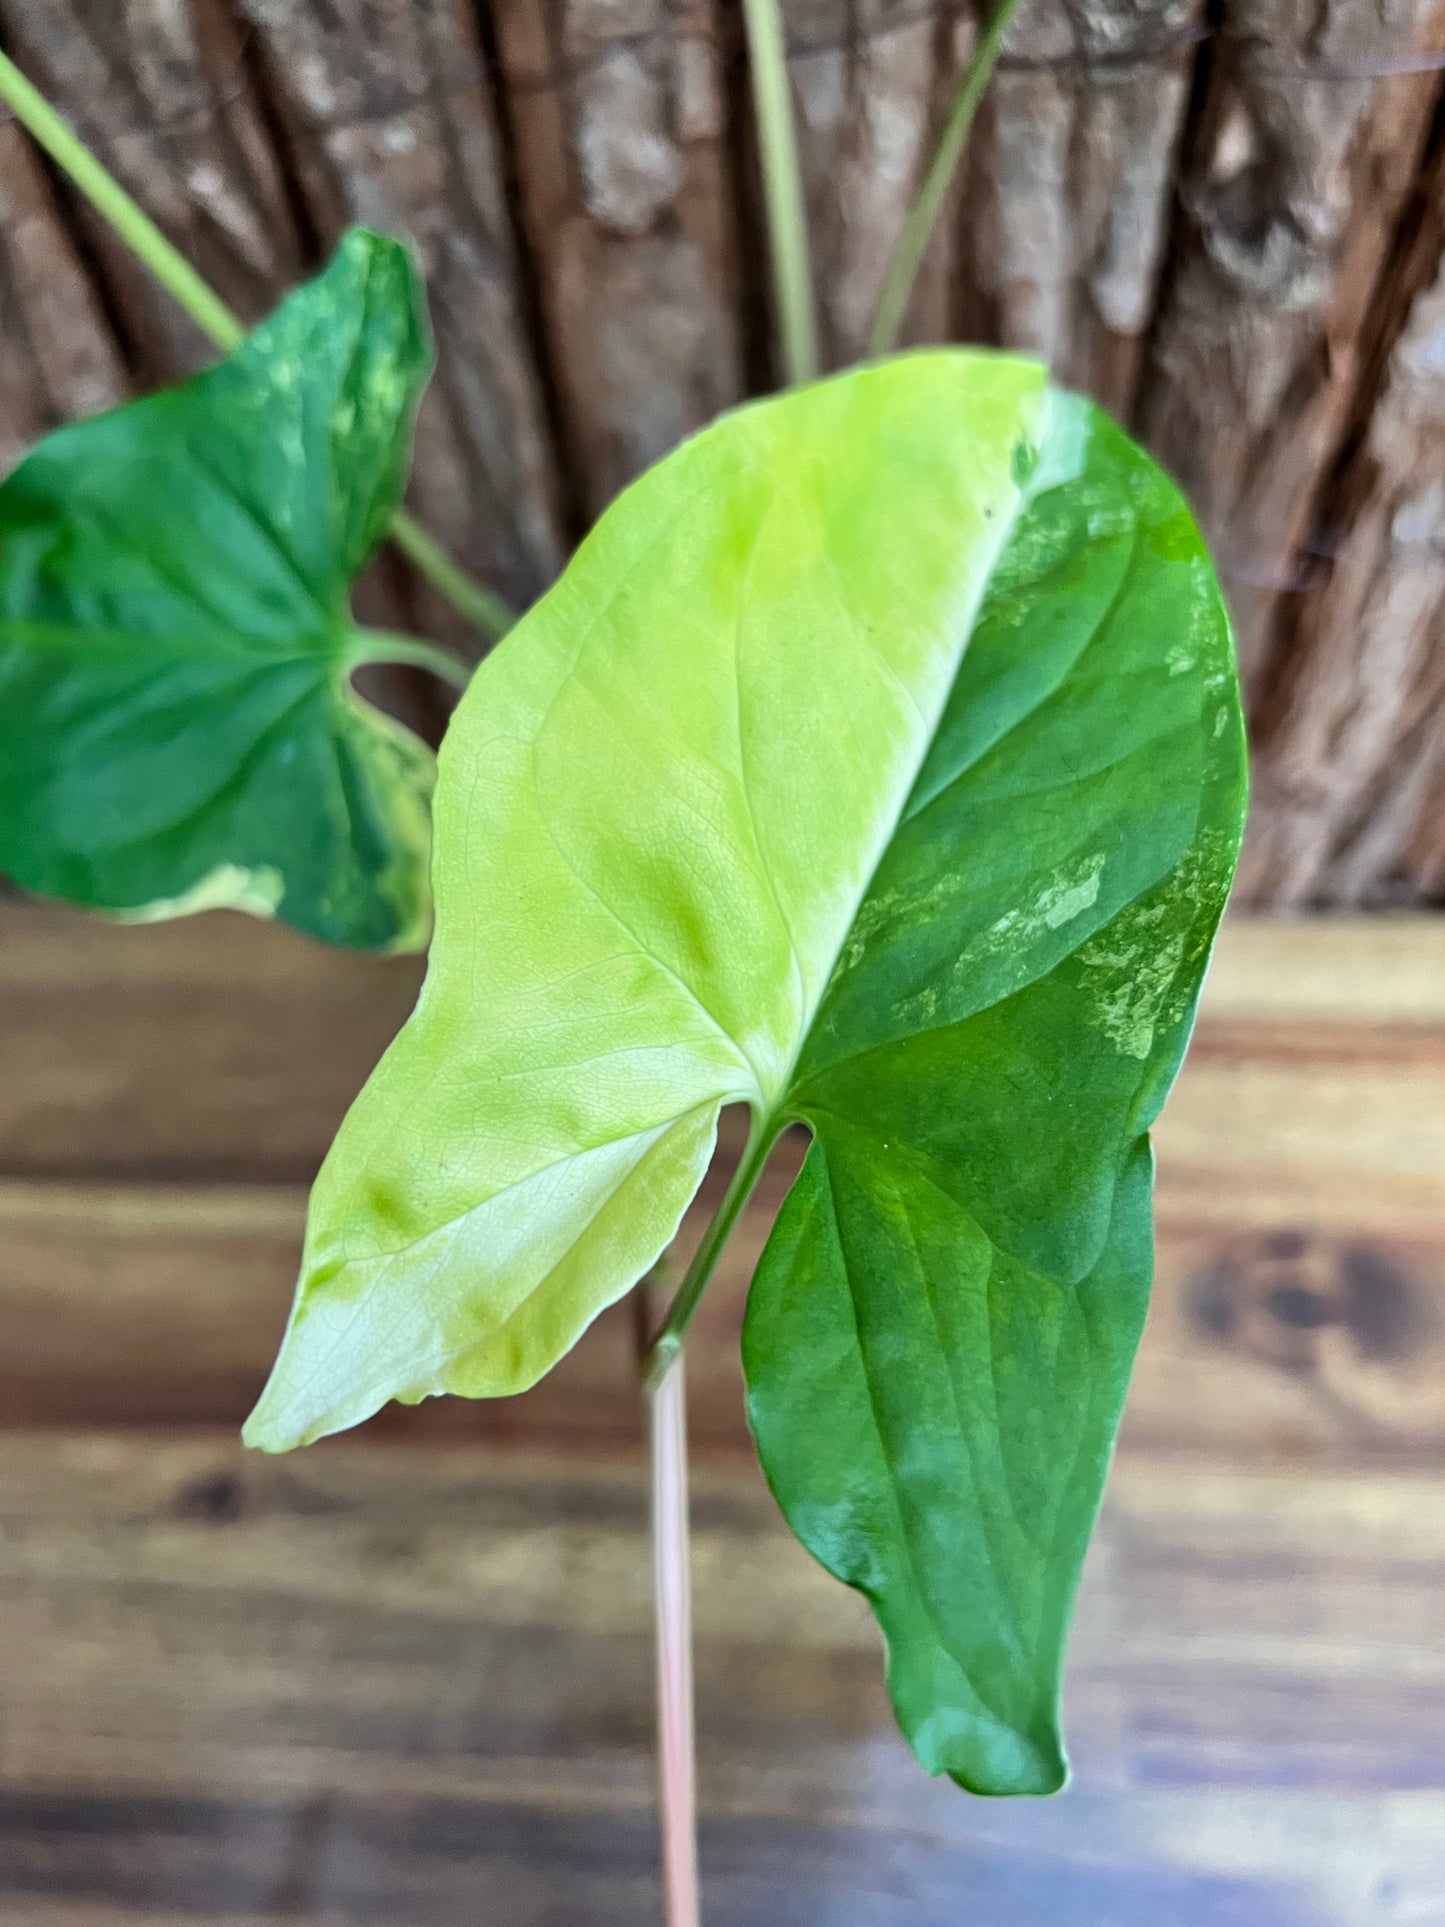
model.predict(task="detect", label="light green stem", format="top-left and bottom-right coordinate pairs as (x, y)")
top-left (866, 0), bottom-right (1028, 359)
top-left (348, 629), bottom-right (472, 692)
top-left (0, 49), bottom-right (515, 640)
top-left (644, 1118), bottom-right (783, 1390)
top-left (741, 0), bottom-right (819, 387)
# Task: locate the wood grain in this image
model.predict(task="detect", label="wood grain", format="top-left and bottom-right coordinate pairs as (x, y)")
top-left (0, 1435), bottom-right (1441, 1923)
top-left (0, 900), bottom-right (423, 1183)
top-left (3, 907), bottom-right (1443, 1468)
top-left (1, 912), bottom-right (1442, 1919)
top-left (8, 899), bottom-right (1442, 1175)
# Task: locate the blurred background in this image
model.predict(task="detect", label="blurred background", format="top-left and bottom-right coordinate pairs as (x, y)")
top-left (2, 2), bottom-right (1443, 1922)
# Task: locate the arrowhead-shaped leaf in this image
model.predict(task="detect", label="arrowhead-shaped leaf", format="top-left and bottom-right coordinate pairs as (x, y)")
top-left (245, 354), bottom-right (1246, 1791)
top-left (0, 228), bottom-right (438, 951)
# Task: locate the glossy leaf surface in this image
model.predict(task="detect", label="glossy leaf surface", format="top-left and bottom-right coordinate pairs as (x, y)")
top-left (0, 228), bottom-right (437, 951)
top-left (245, 352), bottom-right (1245, 1793)
top-left (741, 402), bottom-right (1244, 1792)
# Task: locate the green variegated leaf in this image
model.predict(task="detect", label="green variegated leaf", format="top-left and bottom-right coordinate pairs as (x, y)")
top-left (0, 228), bottom-right (440, 952)
top-left (245, 352), bottom-right (1245, 1794)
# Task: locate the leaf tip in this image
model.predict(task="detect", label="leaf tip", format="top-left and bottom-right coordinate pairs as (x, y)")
top-left (934, 1722), bottom-right (1069, 1799)
top-left (240, 1371), bottom-right (325, 1455)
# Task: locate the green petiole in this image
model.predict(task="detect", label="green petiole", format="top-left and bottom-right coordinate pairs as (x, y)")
top-left (643, 1117), bottom-right (784, 1389)
top-left (346, 629), bottom-right (474, 694)
top-left (0, 50), bottom-right (244, 352)
top-left (740, 0), bottom-right (819, 387)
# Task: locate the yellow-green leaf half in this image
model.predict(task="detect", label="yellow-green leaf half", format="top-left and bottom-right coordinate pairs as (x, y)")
top-left (0, 229), bottom-right (438, 952)
top-left (246, 353), bottom-right (1247, 1794)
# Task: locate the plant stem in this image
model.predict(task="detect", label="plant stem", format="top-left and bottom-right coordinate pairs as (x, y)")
top-left (866, 0), bottom-right (1028, 359)
top-left (389, 511), bottom-right (515, 643)
top-left (740, 0), bottom-right (818, 387)
top-left (649, 1350), bottom-right (700, 1927)
top-left (638, 1118), bottom-right (782, 1922)
top-left (644, 1121), bottom-right (780, 1392)
top-left (0, 49), bottom-right (515, 641)
top-left (347, 629), bottom-right (473, 692)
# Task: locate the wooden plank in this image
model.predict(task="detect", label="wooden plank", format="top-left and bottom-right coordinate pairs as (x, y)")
top-left (0, 0), bottom-right (303, 376)
top-left (5, 1140), bottom-right (1444, 1457)
top-left (235, 0), bottom-right (567, 615)
top-left (1136, 0), bottom-right (1445, 691)
top-left (8, 901), bottom-right (1441, 1179)
top-left (3, 915), bottom-right (1444, 1460)
top-left (0, 1180), bottom-right (642, 1442)
top-left (1199, 914), bottom-right (1445, 1022)
top-left (490, 0), bottom-right (745, 517)
top-left (0, 1435), bottom-right (1441, 1922)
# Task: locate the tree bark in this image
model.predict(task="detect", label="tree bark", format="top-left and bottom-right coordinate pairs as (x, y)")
top-left (4, 0), bottom-right (1445, 902)
top-left (237, 0), bottom-right (566, 616)
top-left (781, 0), bottom-right (1199, 410)
top-left (0, 0), bottom-right (302, 374)
top-left (782, 0), bottom-right (967, 366)
top-left (490, 0), bottom-right (745, 518)
top-left (1243, 172), bottom-right (1445, 908)
top-left (0, 115), bottom-right (126, 474)
top-left (968, 0), bottom-right (1200, 416)
top-left (1137, 0), bottom-right (1445, 693)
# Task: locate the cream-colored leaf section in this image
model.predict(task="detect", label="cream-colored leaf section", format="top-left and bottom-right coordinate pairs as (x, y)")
top-left (246, 352), bottom-right (1057, 1451)
top-left (247, 1106), bottom-right (718, 1447)
top-left (106, 862), bottom-right (284, 924)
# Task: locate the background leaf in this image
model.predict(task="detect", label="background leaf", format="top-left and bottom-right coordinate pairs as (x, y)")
top-left (0, 227), bottom-right (438, 951)
top-left (244, 355), bottom-right (1245, 1795)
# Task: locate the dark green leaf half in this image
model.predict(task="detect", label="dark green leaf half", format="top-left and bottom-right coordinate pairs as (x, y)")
top-left (744, 407), bottom-right (1245, 1794)
top-left (0, 228), bottom-right (437, 951)
top-left (243, 355), bottom-right (1246, 1797)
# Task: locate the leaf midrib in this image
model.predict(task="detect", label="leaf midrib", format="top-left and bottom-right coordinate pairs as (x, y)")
top-left (753, 392), bottom-right (1066, 1137)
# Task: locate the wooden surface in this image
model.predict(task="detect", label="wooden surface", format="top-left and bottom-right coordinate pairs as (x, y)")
top-left (3, 1), bottom-right (1445, 904)
top-left (1, 903), bottom-right (1444, 1920)
top-left (2, 1439), bottom-right (1442, 1926)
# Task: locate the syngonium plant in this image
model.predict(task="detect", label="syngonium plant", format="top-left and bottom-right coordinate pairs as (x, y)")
top-left (0, 0), bottom-right (1245, 1839)
top-left (240, 345), bottom-right (1245, 1795)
